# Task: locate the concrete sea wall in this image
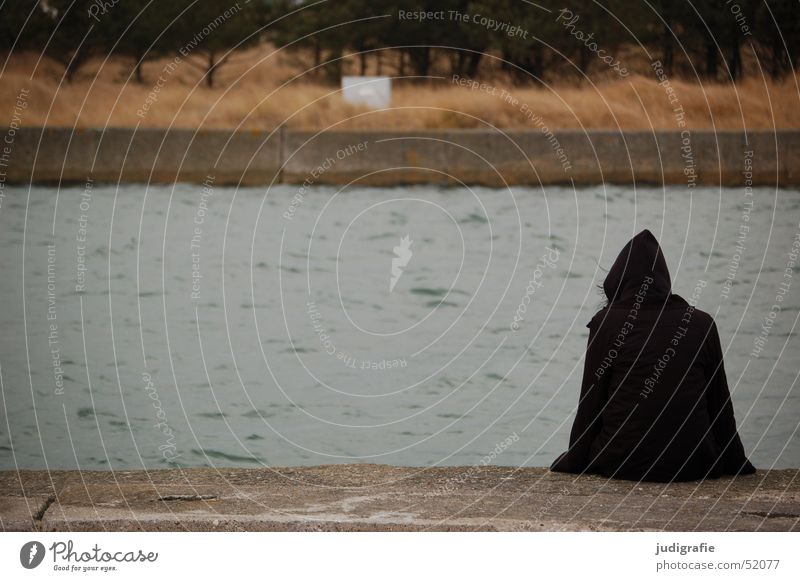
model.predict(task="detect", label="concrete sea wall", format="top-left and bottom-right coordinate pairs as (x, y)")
top-left (4, 127), bottom-right (799, 187)
top-left (1, 466), bottom-right (798, 531)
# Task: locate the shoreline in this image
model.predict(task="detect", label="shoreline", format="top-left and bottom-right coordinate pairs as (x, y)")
top-left (2, 465), bottom-right (797, 532)
top-left (4, 127), bottom-right (799, 187)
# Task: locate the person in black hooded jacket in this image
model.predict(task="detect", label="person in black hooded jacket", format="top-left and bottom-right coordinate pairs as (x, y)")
top-left (550, 229), bottom-right (756, 482)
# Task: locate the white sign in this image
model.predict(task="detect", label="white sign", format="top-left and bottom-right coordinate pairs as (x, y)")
top-left (342, 76), bottom-right (391, 109)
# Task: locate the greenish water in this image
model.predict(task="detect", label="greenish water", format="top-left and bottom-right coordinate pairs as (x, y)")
top-left (0, 183), bottom-right (798, 470)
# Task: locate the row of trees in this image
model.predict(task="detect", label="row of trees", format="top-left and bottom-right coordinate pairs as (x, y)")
top-left (1, 0), bottom-right (798, 86)
top-left (270, 0), bottom-right (800, 82)
top-left (1, 0), bottom-right (266, 85)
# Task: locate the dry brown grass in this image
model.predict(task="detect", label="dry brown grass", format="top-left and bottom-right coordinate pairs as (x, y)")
top-left (2, 45), bottom-right (799, 131)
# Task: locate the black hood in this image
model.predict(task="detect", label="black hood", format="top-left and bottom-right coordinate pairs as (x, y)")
top-left (603, 229), bottom-right (672, 305)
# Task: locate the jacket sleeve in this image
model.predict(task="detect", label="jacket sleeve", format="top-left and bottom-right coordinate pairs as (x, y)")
top-left (551, 318), bottom-right (609, 473)
top-left (703, 320), bottom-right (756, 475)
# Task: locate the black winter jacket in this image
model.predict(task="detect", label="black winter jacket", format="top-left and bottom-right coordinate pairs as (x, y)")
top-left (551, 230), bottom-right (756, 482)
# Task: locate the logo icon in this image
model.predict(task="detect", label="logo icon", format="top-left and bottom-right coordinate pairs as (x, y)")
top-left (20, 541), bottom-right (45, 569)
top-left (390, 235), bottom-right (413, 293)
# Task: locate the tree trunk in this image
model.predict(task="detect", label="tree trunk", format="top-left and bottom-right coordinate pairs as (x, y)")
top-left (313, 39), bottom-right (321, 68)
top-left (135, 59), bottom-right (144, 84)
top-left (206, 52), bottom-right (215, 88)
top-left (408, 47), bottom-right (430, 77)
top-left (771, 35), bottom-right (784, 79)
top-left (465, 52), bottom-right (482, 77)
top-left (63, 48), bottom-right (88, 83)
top-left (65, 61), bottom-right (76, 83)
top-left (324, 49), bottom-right (342, 84)
top-left (705, 42), bottom-right (718, 80)
top-left (500, 48), bottom-right (512, 72)
top-left (313, 39), bottom-right (322, 80)
top-left (359, 51), bottom-right (367, 75)
top-left (531, 46), bottom-right (544, 82)
top-left (728, 34), bottom-right (742, 81)
top-left (661, 23), bottom-right (674, 75)
top-left (514, 46), bottom-right (544, 84)
top-left (578, 47), bottom-right (590, 75)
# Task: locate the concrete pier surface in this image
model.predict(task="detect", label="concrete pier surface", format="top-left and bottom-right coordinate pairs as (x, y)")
top-left (1, 466), bottom-right (797, 532)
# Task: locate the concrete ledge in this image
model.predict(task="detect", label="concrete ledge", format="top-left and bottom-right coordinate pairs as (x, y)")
top-left (4, 127), bottom-right (799, 187)
top-left (5, 127), bottom-right (282, 186)
top-left (1, 466), bottom-right (797, 532)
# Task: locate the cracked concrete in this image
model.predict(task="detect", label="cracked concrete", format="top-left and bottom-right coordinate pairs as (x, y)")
top-left (1, 465), bottom-right (797, 532)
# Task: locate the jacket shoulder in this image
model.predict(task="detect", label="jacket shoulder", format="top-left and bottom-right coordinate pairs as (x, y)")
top-left (587, 307), bottom-right (610, 328)
top-left (690, 307), bottom-right (715, 328)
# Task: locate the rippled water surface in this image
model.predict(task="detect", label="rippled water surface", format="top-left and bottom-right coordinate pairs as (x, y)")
top-left (1, 183), bottom-right (798, 469)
